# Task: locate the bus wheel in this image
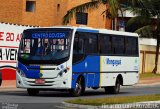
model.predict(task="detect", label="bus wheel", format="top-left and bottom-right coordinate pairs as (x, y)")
top-left (113, 78), bottom-right (121, 94)
top-left (27, 89), bottom-right (39, 96)
top-left (104, 78), bottom-right (120, 94)
top-left (112, 78), bottom-right (120, 94)
top-left (70, 77), bottom-right (85, 97)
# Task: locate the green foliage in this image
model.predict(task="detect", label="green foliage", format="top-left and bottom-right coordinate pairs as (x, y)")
top-left (63, 0), bottom-right (160, 38)
top-left (126, 0), bottom-right (160, 74)
top-left (63, 0), bottom-right (101, 25)
top-left (63, 0), bottom-right (135, 25)
top-left (126, 0), bottom-right (160, 38)
top-left (126, 16), bottom-right (151, 27)
top-left (135, 25), bottom-right (153, 38)
top-left (107, 0), bottom-right (119, 17)
top-left (62, 0), bottom-right (160, 73)
top-left (65, 94), bottom-right (160, 106)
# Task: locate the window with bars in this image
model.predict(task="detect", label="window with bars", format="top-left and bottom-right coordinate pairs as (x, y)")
top-left (76, 12), bottom-right (88, 25)
top-left (26, 1), bottom-right (36, 12)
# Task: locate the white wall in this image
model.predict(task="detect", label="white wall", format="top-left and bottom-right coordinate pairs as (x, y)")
top-left (0, 23), bottom-right (35, 68)
top-left (118, 10), bottom-right (137, 17)
top-left (139, 38), bottom-right (157, 46)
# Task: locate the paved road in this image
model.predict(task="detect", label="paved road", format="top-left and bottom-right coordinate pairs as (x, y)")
top-left (0, 85), bottom-right (160, 109)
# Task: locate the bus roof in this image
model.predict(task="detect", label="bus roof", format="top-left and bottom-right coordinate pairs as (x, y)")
top-left (57, 26), bottom-right (138, 37)
top-left (24, 26), bottom-right (138, 37)
top-left (99, 29), bottom-right (138, 37)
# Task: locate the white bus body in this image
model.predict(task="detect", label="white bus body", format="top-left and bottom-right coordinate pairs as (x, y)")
top-left (16, 26), bottom-right (139, 96)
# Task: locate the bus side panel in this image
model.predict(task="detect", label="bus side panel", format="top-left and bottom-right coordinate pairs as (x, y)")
top-left (100, 73), bottom-right (139, 86)
top-left (72, 56), bottom-right (100, 88)
top-left (122, 73), bottom-right (139, 85)
top-left (86, 73), bottom-right (94, 87)
top-left (86, 73), bottom-right (100, 87)
top-left (100, 73), bottom-right (116, 86)
top-left (93, 73), bottom-right (100, 87)
top-left (100, 56), bottom-right (139, 86)
top-left (72, 72), bottom-right (100, 88)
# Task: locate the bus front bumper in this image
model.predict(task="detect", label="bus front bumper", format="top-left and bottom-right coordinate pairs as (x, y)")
top-left (16, 72), bottom-right (71, 89)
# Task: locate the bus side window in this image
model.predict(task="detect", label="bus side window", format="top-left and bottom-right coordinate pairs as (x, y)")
top-left (79, 39), bottom-right (84, 54)
top-left (125, 37), bottom-right (138, 56)
top-left (99, 34), bottom-right (112, 55)
top-left (73, 35), bottom-right (84, 54)
top-left (112, 35), bottom-right (125, 55)
top-left (73, 33), bottom-right (85, 64)
top-left (73, 36), bottom-right (78, 53)
top-left (85, 33), bottom-right (98, 54)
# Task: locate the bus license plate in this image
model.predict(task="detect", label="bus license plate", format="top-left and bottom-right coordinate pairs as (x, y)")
top-left (35, 79), bottom-right (45, 84)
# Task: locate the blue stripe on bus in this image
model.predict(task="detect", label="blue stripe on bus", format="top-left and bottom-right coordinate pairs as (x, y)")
top-left (72, 56), bottom-right (100, 88)
top-left (18, 62), bottom-right (40, 78)
top-left (76, 28), bottom-right (99, 33)
top-left (27, 66), bottom-right (40, 69)
top-left (72, 56), bottom-right (100, 72)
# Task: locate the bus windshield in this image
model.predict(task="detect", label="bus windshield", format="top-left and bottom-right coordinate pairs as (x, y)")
top-left (18, 28), bottom-right (72, 65)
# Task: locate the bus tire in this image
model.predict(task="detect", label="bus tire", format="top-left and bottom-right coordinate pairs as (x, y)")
top-left (70, 76), bottom-right (85, 97)
top-left (104, 78), bottom-right (120, 94)
top-left (112, 78), bottom-right (120, 94)
top-left (27, 89), bottom-right (39, 96)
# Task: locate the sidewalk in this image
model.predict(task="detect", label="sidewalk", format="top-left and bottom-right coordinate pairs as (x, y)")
top-left (0, 80), bottom-right (16, 88)
top-left (138, 77), bottom-right (160, 86)
top-left (1, 77), bottom-right (160, 88)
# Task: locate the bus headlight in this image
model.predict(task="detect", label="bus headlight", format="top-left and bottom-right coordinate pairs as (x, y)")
top-left (17, 68), bottom-right (26, 77)
top-left (58, 70), bottom-right (65, 77)
top-left (57, 67), bottom-right (70, 77)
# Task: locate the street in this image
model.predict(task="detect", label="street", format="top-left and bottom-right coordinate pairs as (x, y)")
top-left (0, 85), bottom-right (160, 109)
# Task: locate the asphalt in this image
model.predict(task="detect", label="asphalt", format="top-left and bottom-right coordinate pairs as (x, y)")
top-left (1, 77), bottom-right (160, 109)
top-left (1, 86), bottom-right (160, 109)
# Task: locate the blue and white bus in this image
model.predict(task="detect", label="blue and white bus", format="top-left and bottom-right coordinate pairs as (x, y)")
top-left (16, 26), bottom-right (139, 96)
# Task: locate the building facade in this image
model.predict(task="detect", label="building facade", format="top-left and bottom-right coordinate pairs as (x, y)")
top-left (0, 0), bottom-right (160, 77)
top-left (0, 0), bottom-right (111, 28)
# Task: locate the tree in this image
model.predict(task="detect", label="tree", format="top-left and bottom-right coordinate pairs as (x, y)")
top-left (63, 0), bottom-right (140, 25)
top-left (63, 0), bottom-right (127, 24)
top-left (63, 0), bottom-right (160, 73)
top-left (126, 0), bottom-right (160, 73)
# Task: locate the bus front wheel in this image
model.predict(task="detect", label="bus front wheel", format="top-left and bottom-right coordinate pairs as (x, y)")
top-left (27, 89), bottom-right (39, 96)
top-left (70, 77), bottom-right (85, 97)
top-left (104, 78), bottom-right (120, 94)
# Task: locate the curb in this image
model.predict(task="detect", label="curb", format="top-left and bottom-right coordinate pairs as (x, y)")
top-left (62, 102), bottom-right (100, 109)
top-left (135, 83), bottom-right (160, 87)
top-left (0, 87), bottom-right (24, 92)
top-left (62, 101), bottom-right (160, 109)
top-left (0, 80), bottom-right (16, 89)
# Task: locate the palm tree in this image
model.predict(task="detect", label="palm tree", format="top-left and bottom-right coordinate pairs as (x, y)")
top-left (63, 0), bottom-right (160, 73)
top-left (126, 0), bottom-right (160, 73)
top-left (63, 0), bottom-right (141, 25)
